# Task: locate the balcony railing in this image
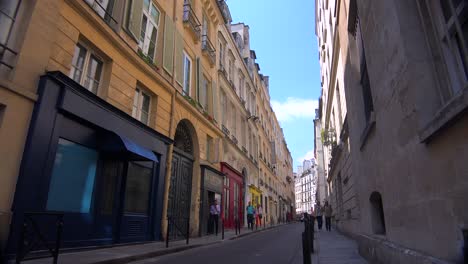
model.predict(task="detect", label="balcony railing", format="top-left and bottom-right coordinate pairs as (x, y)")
top-left (84, 0), bottom-right (118, 29)
top-left (0, 2), bottom-right (20, 69)
top-left (202, 35), bottom-right (216, 66)
top-left (183, 3), bottom-right (201, 41)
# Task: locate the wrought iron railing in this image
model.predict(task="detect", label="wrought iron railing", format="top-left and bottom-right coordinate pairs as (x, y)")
top-left (183, 3), bottom-right (201, 41)
top-left (202, 35), bottom-right (216, 66)
top-left (0, 1), bottom-right (21, 69)
top-left (83, 0), bottom-right (118, 29)
top-left (16, 212), bottom-right (64, 264)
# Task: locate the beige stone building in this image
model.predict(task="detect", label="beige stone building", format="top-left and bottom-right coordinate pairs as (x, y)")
top-left (0, 0), bottom-right (293, 259)
top-left (315, 0), bottom-right (468, 263)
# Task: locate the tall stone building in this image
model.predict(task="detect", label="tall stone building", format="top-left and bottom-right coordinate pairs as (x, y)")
top-left (0, 0), bottom-right (294, 259)
top-left (294, 159), bottom-right (317, 215)
top-left (315, 0), bottom-right (468, 263)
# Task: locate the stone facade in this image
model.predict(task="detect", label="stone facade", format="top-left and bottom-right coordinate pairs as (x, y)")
top-left (315, 0), bottom-right (468, 263)
top-left (0, 0), bottom-right (294, 258)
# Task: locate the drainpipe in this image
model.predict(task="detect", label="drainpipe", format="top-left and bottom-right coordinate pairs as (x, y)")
top-left (161, 91), bottom-right (176, 240)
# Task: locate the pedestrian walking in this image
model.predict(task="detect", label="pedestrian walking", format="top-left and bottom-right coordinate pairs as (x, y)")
top-left (209, 199), bottom-right (220, 235)
top-left (315, 201), bottom-right (323, 230)
top-left (323, 201), bottom-right (333, 231)
top-left (257, 205), bottom-right (263, 227)
top-left (246, 201), bottom-right (255, 230)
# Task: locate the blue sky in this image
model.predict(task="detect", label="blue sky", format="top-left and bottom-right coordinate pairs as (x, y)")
top-left (228, 0), bottom-right (321, 170)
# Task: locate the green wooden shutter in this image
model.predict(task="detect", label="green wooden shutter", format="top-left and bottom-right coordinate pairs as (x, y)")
top-left (128, 0), bottom-right (143, 41)
top-left (163, 14), bottom-right (174, 75)
top-left (174, 29), bottom-right (184, 85)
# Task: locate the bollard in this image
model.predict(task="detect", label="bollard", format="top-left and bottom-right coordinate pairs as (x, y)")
top-left (302, 231), bottom-right (311, 264)
top-left (222, 219), bottom-right (225, 240)
top-left (235, 219), bottom-right (238, 235)
top-left (309, 218), bottom-right (314, 253)
top-left (463, 229), bottom-right (467, 264)
top-left (166, 219), bottom-right (170, 248)
top-left (186, 219), bottom-right (190, 245)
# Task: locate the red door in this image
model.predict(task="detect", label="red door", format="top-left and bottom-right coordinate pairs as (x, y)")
top-left (221, 163), bottom-right (244, 229)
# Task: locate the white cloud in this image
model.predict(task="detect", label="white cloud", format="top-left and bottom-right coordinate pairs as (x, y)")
top-left (298, 149), bottom-right (315, 164)
top-left (271, 97), bottom-right (318, 122)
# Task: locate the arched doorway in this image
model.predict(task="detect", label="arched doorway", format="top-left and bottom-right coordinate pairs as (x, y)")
top-left (168, 121), bottom-right (195, 239)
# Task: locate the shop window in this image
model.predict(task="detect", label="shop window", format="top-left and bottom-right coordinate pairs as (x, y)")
top-left (70, 43), bottom-right (104, 94)
top-left (369, 191), bottom-right (386, 235)
top-left (124, 161), bottom-right (152, 214)
top-left (46, 138), bottom-right (98, 213)
top-left (132, 87), bottom-right (151, 125)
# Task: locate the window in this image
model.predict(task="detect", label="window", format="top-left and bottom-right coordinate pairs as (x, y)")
top-left (199, 75), bottom-right (210, 111)
top-left (70, 43), bottom-right (103, 94)
top-left (124, 161), bottom-right (152, 214)
top-left (46, 138), bottom-right (98, 213)
top-left (139, 0), bottom-right (160, 61)
top-left (424, 0), bottom-right (468, 100)
top-left (183, 52), bottom-right (192, 95)
top-left (132, 88), bottom-right (151, 125)
top-left (356, 21), bottom-right (374, 122)
top-left (0, 0), bottom-right (20, 66)
top-left (206, 135), bottom-right (213, 161)
top-left (219, 41), bottom-right (225, 68)
top-left (220, 90), bottom-right (227, 126)
top-left (228, 57), bottom-right (234, 80)
top-left (239, 73), bottom-right (245, 99)
top-left (231, 106), bottom-right (237, 135)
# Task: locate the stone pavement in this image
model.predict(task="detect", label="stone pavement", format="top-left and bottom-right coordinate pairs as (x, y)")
top-left (17, 224), bottom-right (284, 264)
top-left (312, 229), bottom-right (368, 264)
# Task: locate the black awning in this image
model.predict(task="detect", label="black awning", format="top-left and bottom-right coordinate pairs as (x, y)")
top-left (100, 130), bottom-right (158, 162)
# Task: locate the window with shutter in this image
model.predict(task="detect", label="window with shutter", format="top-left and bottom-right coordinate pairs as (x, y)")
top-left (175, 30), bottom-right (184, 85)
top-left (127, 0), bottom-right (144, 41)
top-left (163, 14), bottom-right (174, 74)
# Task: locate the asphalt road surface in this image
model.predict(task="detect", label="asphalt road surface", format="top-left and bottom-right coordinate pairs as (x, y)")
top-left (131, 223), bottom-right (304, 264)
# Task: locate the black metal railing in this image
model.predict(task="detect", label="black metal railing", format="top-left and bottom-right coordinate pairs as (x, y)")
top-left (202, 35), bottom-right (216, 65)
top-left (183, 3), bottom-right (201, 41)
top-left (83, 0), bottom-right (118, 29)
top-left (0, 1), bottom-right (21, 69)
top-left (166, 216), bottom-right (190, 248)
top-left (16, 212), bottom-right (64, 264)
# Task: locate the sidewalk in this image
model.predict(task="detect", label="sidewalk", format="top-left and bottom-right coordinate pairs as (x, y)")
top-left (18, 224), bottom-right (285, 264)
top-left (311, 229), bottom-right (368, 264)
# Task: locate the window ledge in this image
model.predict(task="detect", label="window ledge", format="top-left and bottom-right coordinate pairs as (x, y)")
top-left (419, 87), bottom-right (468, 143)
top-left (360, 112), bottom-right (376, 151)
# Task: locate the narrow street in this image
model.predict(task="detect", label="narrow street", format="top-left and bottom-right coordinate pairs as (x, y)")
top-left (129, 223), bottom-right (368, 264)
top-left (130, 223), bottom-right (304, 264)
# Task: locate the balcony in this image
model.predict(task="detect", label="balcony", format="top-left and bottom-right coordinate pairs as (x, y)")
top-left (202, 35), bottom-right (216, 66)
top-left (222, 125), bottom-right (230, 136)
top-left (231, 135), bottom-right (238, 145)
top-left (183, 3), bottom-right (201, 42)
top-left (216, 0), bottom-right (232, 24)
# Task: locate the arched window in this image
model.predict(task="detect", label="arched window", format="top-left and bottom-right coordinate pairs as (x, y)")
top-left (369, 192), bottom-right (386, 235)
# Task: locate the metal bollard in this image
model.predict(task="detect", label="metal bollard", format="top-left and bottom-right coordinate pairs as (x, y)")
top-left (302, 231), bottom-right (311, 264)
top-left (463, 229), bottom-right (467, 264)
top-left (166, 219), bottom-right (170, 248)
top-left (186, 219), bottom-right (190, 245)
top-left (222, 219), bottom-right (225, 240)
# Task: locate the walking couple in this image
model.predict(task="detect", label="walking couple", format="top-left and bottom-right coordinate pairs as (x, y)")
top-left (246, 201), bottom-right (263, 230)
top-left (312, 201), bottom-right (333, 231)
